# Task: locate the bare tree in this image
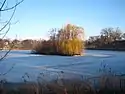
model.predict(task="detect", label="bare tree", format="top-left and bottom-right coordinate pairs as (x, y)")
top-left (100, 27), bottom-right (123, 44)
top-left (0, 0), bottom-right (24, 60)
top-left (0, 0), bottom-right (24, 84)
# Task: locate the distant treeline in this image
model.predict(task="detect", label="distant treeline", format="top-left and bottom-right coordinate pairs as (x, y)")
top-left (0, 39), bottom-right (38, 50)
top-left (2, 27), bottom-right (125, 51)
top-left (86, 27), bottom-right (125, 51)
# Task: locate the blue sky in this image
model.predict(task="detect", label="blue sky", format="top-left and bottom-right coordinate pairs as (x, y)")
top-left (4, 0), bottom-right (125, 40)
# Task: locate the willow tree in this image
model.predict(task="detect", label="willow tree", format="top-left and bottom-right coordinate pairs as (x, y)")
top-left (34, 24), bottom-right (84, 56)
top-left (56, 24), bottom-right (84, 56)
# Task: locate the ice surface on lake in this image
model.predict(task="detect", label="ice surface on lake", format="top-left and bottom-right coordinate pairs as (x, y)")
top-left (0, 50), bottom-right (125, 82)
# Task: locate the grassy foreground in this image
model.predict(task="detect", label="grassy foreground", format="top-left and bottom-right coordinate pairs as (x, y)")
top-left (0, 70), bottom-right (125, 94)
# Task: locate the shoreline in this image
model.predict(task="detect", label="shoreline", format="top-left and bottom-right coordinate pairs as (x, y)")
top-left (31, 50), bottom-right (84, 56)
top-left (4, 48), bottom-right (125, 52)
top-left (31, 52), bottom-right (84, 56)
top-left (86, 48), bottom-right (125, 51)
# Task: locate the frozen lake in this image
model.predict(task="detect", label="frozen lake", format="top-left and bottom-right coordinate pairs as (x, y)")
top-left (0, 50), bottom-right (125, 82)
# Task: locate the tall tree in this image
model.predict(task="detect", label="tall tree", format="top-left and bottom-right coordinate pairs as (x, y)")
top-left (56, 24), bottom-right (84, 55)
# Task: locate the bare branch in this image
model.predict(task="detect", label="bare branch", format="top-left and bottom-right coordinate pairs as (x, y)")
top-left (3, 0), bottom-right (8, 10)
top-left (2, 63), bottom-right (16, 75)
top-left (0, 48), bottom-right (11, 61)
top-left (0, 39), bottom-right (15, 61)
top-left (0, 0), bottom-right (24, 80)
top-left (0, 7), bottom-right (16, 32)
top-left (0, 0), bottom-right (7, 11)
top-left (0, 63), bottom-right (15, 77)
top-left (1, 0), bottom-right (24, 11)
top-left (1, 23), bottom-right (10, 39)
top-left (10, 20), bottom-right (19, 25)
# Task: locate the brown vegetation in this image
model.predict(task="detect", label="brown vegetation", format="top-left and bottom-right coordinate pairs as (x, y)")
top-left (0, 69), bottom-right (125, 94)
top-left (32, 24), bottom-right (84, 56)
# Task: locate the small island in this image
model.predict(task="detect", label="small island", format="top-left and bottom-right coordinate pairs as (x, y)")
top-left (32, 24), bottom-right (85, 56)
